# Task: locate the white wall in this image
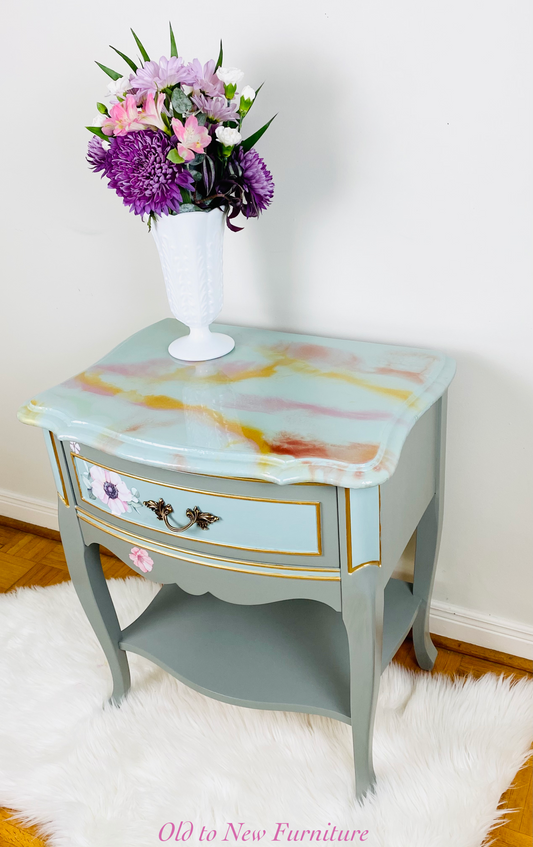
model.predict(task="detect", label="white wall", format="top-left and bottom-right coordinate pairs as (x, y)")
top-left (1, 1), bottom-right (532, 653)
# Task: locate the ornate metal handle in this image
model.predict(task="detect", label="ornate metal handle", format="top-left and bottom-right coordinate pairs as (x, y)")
top-left (143, 498), bottom-right (220, 533)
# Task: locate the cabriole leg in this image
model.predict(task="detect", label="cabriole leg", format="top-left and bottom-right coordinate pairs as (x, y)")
top-left (58, 500), bottom-right (131, 704)
top-left (412, 495), bottom-right (439, 670)
top-left (342, 565), bottom-right (383, 800)
top-left (412, 393), bottom-right (448, 671)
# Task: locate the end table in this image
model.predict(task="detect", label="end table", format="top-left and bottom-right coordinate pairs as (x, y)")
top-left (18, 319), bottom-right (455, 799)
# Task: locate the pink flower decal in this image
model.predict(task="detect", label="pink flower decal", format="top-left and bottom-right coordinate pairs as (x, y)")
top-left (129, 547), bottom-right (154, 573)
top-left (139, 92), bottom-right (166, 132)
top-left (171, 115), bottom-right (211, 162)
top-left (89, 466), bottom-right (133, 516)
top-left (102, 94), bottom-right (145, 136)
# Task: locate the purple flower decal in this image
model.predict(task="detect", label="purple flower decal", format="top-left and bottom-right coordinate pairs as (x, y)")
top-left (89, 467), bottom-right (133, 517)
top-left (129, 547), bottom-right (154, 573)
top-left (104, 130), bottom-right (195, 216)
top-left (131, 56), bottom-right (195, 94)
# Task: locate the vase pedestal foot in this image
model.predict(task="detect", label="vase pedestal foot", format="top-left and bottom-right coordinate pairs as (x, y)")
top-left (168, 328), bottom-right (235, 362)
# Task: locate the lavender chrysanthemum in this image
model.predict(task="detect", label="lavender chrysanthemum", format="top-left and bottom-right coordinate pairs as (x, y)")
top-left (130, 57), bottom-right (195, 94)
top-left (87, 135), bottom-right (109, 175)
top-left (104, 130), bottom-right (195, 216)
top-left (191, 93), bottom-right (239, 122)
top-left (237, 147), bottom-right (275, 217)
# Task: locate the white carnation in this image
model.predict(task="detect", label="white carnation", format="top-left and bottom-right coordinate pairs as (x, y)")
top-left (240, 85), bottom-right (256, 102)
top-left (91, 113), bottom-right (105, 127)
top-left (106, 76), bottom-right (130, 99)
top-left (215, 126), bottom-right (242, 147)
top-left (216, 67), bottom-right (244, 86)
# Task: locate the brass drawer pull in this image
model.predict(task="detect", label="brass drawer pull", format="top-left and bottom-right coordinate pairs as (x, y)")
top-left (143, 499), bottom-right (220, 533)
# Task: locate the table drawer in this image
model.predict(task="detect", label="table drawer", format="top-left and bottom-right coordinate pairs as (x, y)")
top-left (65, 442), bottom-right (340, 570)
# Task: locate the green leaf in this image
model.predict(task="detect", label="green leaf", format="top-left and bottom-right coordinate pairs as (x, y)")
top-left (86, 126), bottom-right (107, 140)
top-left (169, 22), bottom-right (178, 57)
top-left (241, 113), bottom-right (276, 152)
top-left (171, 87), bottom-right (192, 115)
top-left (167, 148), bottom-right (185, 164)
top-left (110, 45), bottom-right (138, 72)
top-left (131, 29), bottom-right (150, 62)
top-left (95, 61), bottom-right (121, 81)
top-left (96, 102), bottom-right (108, 115)
top-left (180, 188), bottom-right (192, 204)
top-left (215, 39), bottom-right (223, 71)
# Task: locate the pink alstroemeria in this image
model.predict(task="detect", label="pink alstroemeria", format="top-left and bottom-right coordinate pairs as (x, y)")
top-left (102, 94), bottom-right (145, 136)
top-left (171, 115), bottom-right (211, 162)
top-left (129, 547), bottom-right (154, 573)
top-left (139, 92), bottom-right (166, 132)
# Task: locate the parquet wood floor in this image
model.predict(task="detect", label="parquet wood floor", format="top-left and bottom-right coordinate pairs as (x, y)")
top-left (0, 519), bottom-right (531, 847)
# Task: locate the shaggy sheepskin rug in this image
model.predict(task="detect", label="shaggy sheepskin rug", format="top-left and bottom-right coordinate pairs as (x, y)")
top-left (0, 578), bottom-right (531, 847)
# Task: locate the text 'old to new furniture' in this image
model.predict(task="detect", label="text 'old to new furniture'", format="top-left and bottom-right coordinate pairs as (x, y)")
top-left (18, 319), bottom-right (455, 799)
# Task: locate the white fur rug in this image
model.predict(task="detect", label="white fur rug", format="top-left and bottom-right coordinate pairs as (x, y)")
top-left (0, 579), bottom-right (531, 847)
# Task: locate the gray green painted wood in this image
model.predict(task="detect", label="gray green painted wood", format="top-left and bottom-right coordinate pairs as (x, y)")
top-left (119, 577), bottom-right (419, 723)
top-left (19, 320), bottom-right (455, 800)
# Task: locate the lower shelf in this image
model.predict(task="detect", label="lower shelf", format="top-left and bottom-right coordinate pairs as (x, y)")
top-left (120, 578), bottom-right (420, 723)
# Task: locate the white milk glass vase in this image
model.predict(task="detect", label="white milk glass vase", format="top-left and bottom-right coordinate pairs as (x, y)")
top-left (151, 207), bottom-right (235, 361)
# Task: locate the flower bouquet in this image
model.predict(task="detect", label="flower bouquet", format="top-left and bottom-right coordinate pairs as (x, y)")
top-left (87, 25), bottom-right (275, 361)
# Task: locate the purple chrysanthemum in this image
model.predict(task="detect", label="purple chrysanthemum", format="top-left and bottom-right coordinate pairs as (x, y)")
top-left (103, 130), bottom-right (195, 216)
top-left (237, 147), bottom-right (275, 217)
top-left (87, 135), bottom-right (109, 175)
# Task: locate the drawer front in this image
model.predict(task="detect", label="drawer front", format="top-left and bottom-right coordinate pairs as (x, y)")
top-left (65, 443), bottom-right (340, 570)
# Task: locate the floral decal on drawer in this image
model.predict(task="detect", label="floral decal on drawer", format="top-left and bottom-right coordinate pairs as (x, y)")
top-left (81, 465), bottom-right (143, 517)
top-left (129, 547), bottom-right (154, 573)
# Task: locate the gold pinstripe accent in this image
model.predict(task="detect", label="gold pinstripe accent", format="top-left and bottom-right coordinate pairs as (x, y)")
top-left (77, 510), bottom-right (340, 582)
top-left (75, 507), bottom-right (338, 572)
top-left (71, 453), bottom-right (322, 556)
top-left (345, 487), bottom-right (381, 573)
top-left (49, 432), bottom-right (69, 507)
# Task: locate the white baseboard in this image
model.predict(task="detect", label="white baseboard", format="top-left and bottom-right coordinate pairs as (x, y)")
top-left (1, 490), bottom-right (532, 660)
top-left (429, 600), bottom-right (533, 661)
top-left (0, 488), bottom-right (59, 531)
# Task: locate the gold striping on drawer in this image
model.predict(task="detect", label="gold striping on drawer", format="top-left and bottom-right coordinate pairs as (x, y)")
top-left (49, 432), bottom-right (69, 507)
top-left (72, 454), bottom-right (322, 556)
top-left (77, 510), bottom-right (340, 582)
top-left (76, 508), bottom-right (338, 572)
top-left (345, 487), bottom-right (381, 573)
